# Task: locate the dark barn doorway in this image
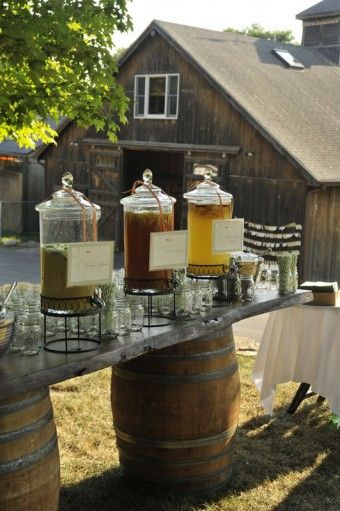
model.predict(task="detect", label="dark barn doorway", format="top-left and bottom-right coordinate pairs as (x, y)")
top-left (123, 149), bottom-right (184, 229)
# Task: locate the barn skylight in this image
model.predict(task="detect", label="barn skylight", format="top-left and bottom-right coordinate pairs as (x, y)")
top-left (272, 49), bottom-right (305, 69)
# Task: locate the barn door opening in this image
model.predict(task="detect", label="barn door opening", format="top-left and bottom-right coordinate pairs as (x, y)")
top-left (123, 149), bottom-right (184, 229)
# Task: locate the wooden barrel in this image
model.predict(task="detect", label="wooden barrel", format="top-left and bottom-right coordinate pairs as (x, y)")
top-left (0, 387), bottom-right (60, 510)
top-left (111, 327), bottom-right (240, 493)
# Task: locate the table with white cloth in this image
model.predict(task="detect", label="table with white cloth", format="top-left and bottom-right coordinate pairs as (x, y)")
top-left (253, 300), bottom-right (340, 415)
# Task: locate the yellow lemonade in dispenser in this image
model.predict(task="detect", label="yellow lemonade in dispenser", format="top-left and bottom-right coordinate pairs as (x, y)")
top-left (187, 203), bottom-right (232, 268)
top-left (184, 167), bottom-right (233, 276)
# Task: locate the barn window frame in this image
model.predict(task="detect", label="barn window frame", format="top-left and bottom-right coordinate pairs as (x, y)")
top-left (134, 74), bottom-right (179, 119)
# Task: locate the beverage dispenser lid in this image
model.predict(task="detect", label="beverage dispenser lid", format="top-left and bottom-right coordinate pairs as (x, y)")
top-left (183, 166), bottom-right (233, 204)
top-left (35, 172), bottom-right (101, 217)
top-left (120, 169), bottom-right (176, 207)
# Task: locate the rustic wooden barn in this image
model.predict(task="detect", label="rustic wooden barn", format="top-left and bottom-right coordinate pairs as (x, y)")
top-left (39, 12), bottom-right (340, 282)
top-left (0, 157), bottom-right (23, 235)
top-left (0, 119), bottom-right (61, 236)
top-left (297, 0), bottom-right (340, 64)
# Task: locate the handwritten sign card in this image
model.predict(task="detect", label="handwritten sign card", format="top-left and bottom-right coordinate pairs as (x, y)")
top-left (149, 231), bottom-right (188, 271)
top-left (212, 219), bottom-right (244, 253)
top-left (67, 241), bottom-right (114, 287)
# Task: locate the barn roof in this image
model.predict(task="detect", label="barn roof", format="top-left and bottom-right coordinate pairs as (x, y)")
top-left (0, 117), bottom-right (70, 158)
top-left (296, 0), bottom-right (340, 20)
top-left (120, 20), bottom-right (340, 185)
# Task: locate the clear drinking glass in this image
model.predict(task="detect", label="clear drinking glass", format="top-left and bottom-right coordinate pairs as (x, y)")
top-left (157, 293), bottom-right (175, 317)
top-left (102, 307), bottom-right (119, 339)
top-left (114, 298), bottom-right (132, 336)
top-left (240, 276), bottom-right (255, 302)
top-left (85, 315), bottom-right (99, 336)
top-left (20, 309), bottom-right (42, 356)
top-left (190, 281), bottom-right (202, 315)
top-left (128, 300), bottom-right (144, 332)
top-left (199, 281), bottom-right (213, 312)
top-left (175, 285), bottom-right (193, 318)
top-left (11, 313), bottom-right (25, 352)
top-left (268, 267), bottom-right (279, 291)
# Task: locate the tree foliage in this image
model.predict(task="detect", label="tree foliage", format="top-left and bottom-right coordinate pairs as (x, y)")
top-left (0, 0), bottom-right (132, 147)
top-left (224, 23), bottom-right (296, 44)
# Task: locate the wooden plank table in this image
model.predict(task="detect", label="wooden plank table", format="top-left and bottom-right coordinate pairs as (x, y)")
top-left (0, 289), bottom-right (313, 509)
top-left (0, 289), bottom-right (312, 398)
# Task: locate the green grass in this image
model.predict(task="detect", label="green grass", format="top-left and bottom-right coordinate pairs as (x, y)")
top-left (51, 356), bottom-right (340, 511)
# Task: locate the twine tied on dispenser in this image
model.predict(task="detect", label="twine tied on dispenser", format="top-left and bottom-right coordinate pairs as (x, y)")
top-left (61, 172), bottom-right (98, 242)
top-left (186, 165), bottom-right (233, 219)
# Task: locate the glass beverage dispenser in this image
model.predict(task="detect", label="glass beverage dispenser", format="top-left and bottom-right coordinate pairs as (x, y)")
top-left (183, 167), bottom-right (233, 276)
top-left (121, 169), bottom-right (176, 293)
top-left (35, 172), bottom-right (101, 314)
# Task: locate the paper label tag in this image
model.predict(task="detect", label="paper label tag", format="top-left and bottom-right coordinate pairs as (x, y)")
top-left (149, 231), bottom-right (188, 271)
top-left (67, 241), bottom-right (114, 287)
top-left (212, 219), bottom-right (244, 253)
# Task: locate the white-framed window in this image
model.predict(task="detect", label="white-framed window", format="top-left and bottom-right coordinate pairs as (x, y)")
top-left (134, 74), bottom-right (179, 119)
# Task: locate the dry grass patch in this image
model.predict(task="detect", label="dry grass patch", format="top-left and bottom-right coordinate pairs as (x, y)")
top-left (51, 356), bottom-right (340, 511)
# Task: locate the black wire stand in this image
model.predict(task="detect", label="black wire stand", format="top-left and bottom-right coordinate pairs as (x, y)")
top-left (187, 272), bottom-right (241, 306)
top-left (125, 288), bottom-right (176, 328)
top-left (42, 297), bottom-right (104, 354)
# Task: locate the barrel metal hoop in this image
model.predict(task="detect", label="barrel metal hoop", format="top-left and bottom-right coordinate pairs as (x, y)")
top-left (0, 434), bottom-right (58, 475)
top-left (119, 443), bottom-right (234, 467)
top-left (121, 462), bottom-right (232, 485)
top-left (113, 361), bottom-right (238, 384)
top-left (0, 408), bottom-right (54, 444)
top-left (115, 425), bottom-right (237, 449)
top-left (147, 345), bottom-right (234, 361)
top-left (0, 388), bottom-right (49, 417)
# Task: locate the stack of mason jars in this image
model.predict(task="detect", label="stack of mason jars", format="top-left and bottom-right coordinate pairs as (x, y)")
top-left (2, 282), bottom-right (42, 356)
top-left (100, 270), bottom-right (145, 339)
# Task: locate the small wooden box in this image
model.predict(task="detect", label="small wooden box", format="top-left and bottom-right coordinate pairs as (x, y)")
top-left (311, 291), bottom-right (337, 306)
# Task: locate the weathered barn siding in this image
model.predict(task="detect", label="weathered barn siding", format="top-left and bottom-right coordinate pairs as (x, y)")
top-left (304, 188), bottom-right (340, 281)
top-left (118, 32), bottom-right (308, 228)
top-left (43, 122), bottom-right (89, 195)
top-left (42, 123), bottom-right (122, 242)
top-left (0, 165), bottom-right (23, 234)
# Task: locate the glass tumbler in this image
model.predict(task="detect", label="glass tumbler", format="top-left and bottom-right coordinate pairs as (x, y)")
top-left (114, 299), bottom-right (132, 336)
top-left (190, 282), bottom-right (202, 315)
top-left (11, 313), bottom-right (25, 353)
top-left (175, 285), bottom-right (193, 318)
top-left (240, 276), bottom-right (255, 302)
top-left (129, 300), bottom-right (144, 332)
top-left (20, 309), bottom-right (42, 356)
top-left (157, 293), bottom-right (175, 317)
top-left (102, 307), bottom-right (119, 339)
top-left (199, 281), bottom-right (213, 312)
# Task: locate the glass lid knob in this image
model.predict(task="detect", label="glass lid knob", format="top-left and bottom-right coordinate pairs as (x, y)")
top-left (143, 168), bottom-right (153, 185)
top-left (203, 166), bottom-right (214, 182)
top-left (62, 172), bottom-right (74, 189)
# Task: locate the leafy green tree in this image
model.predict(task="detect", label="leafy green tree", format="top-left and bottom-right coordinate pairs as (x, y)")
top-left (224, 23), bottom-right (296, 44)
top-left (0, 0), bottom-right (132, 148)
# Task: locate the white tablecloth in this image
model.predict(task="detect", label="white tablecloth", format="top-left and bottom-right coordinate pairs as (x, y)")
top-left (252, 303), bottom-right (340, 415)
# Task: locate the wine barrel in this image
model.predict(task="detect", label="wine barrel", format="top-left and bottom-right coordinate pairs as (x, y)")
top-left (111, 327), bottom-right (240, 493)
top-left (0, 387), bottom-right (60, 510)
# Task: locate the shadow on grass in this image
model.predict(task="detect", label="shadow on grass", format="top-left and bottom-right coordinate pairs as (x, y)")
top-left (59, 399), bottom-right (340, 511)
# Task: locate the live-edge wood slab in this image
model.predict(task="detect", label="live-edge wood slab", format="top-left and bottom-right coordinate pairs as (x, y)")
top-left (0, 289), bottom-right (313, 399)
